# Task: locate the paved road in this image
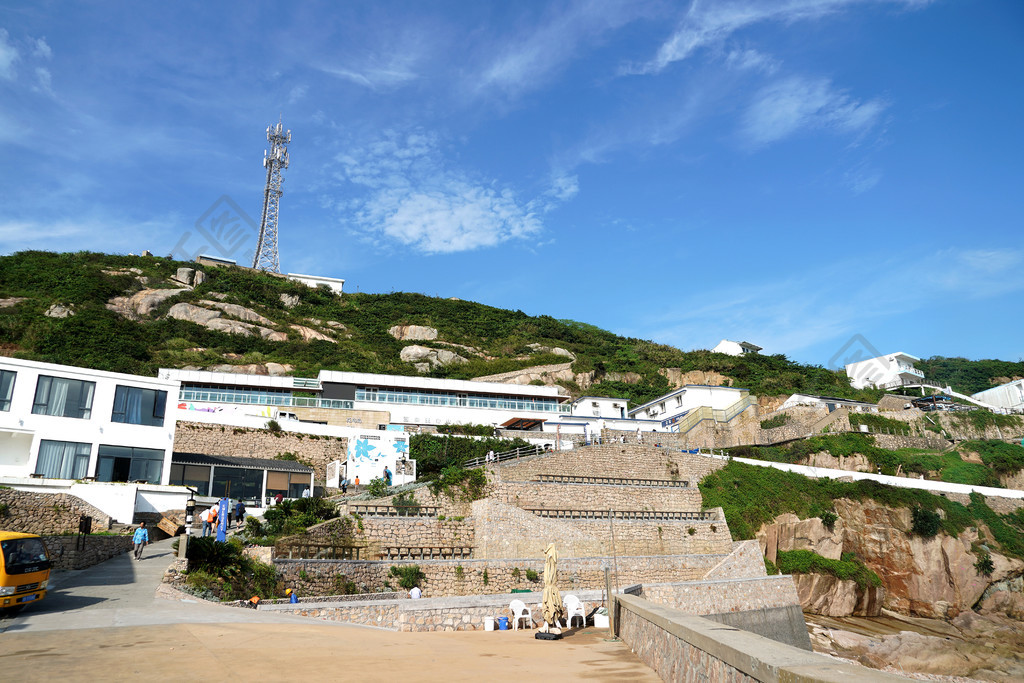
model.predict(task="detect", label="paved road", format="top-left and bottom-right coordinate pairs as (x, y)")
top-left (0, 537), bottom-right (657, 682)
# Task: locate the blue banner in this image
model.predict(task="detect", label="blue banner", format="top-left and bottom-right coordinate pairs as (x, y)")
top-left (216, 497), bottom-right (229, 542)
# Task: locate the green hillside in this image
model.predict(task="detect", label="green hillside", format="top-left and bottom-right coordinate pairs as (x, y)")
top-left (916, 356), bottom-right (1024, 395)
top-left (0, 250), bottom-right (890, 406)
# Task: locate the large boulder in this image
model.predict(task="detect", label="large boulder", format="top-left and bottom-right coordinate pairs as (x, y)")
top-left (758, 513), bottom-right (844, 564)
top-left (399, 345), bottom-right (467, 370)
top-left (290, 324), bottom-right (336, 343)
top-left (389, 325), bottom-right (438, 341)
top-left (44, 303), bottom-right (74, 318)
top-left (660, 368), bottom-right (735, 388)
top-left (526, 343), bottom-right (575, 360)
top-left (0, 297), bottom-right (27, 308)
top-left (205, 363), bottom-right (294, 376)
top-left (280, 293), bottom-right (300, 308)
top-left (791, 573), bottom-right (884, 616)
top-left (107, 287), bottom-right (190, 319)
top-left (199, 300), bottom-right (275, 326)
top-left (167, 303), bottom-right (287, 341)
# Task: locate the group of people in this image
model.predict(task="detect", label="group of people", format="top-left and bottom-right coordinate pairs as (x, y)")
top-left (199, 499), bottom-right (247, 537)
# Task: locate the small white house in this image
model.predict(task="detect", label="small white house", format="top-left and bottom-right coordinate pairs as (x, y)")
top-left (285, 272), bottom-right (345, 295)
top-left (781, 394), bottom-right (878, 413)
top-left (0, 357), bottom-right (180, 483)
top-left (712, 339), bottom-right (762, 356)
top-left (972, 380), bottom-right (1024, 414)
top-left (845, 352), bottom-right (924, 390)
top-left (628, 385), bottom-right (749, 424)
top-left (570, 396), bottom-right (628, 420)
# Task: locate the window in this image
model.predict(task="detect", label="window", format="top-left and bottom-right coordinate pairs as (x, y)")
top-left (0, 369), bottom-right (15, 411)
top-left (32, 376), bottom-right (95, 419)
top-left (96, 445), bottom-right (165, 484)
top-left (111, 386), bottom-right (167, 426)
top-left (169, 463), bottom-right (211, 495)
top-left (210, 466), bottom-right (264, 500)
top-left (266, 470), bottom-right (309, 498)
top-left (34, 440), bottom-right (91, 479)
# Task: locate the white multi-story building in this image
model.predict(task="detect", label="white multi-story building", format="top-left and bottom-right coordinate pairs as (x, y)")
top-left (712, 339), bottom-right (762, 356)
top-left (628, 385), bottom-right (751, 430)
top-left (845, 352), bottom-right (924, 390)
top-left (0, 357), bottom-right (180, 483)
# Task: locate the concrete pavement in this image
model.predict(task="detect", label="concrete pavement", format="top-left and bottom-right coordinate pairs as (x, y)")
top-left (0, 537), bottom-right (658, 681)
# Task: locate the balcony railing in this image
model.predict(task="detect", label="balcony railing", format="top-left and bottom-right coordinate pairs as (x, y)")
top-left (178, 389), bottom-right (354, 411)
top-left (354, 390), bottom-right (570, 413)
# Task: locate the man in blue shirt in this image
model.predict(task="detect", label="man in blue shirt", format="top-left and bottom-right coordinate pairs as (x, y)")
top-left (133, 521), bottom-right (149, 561)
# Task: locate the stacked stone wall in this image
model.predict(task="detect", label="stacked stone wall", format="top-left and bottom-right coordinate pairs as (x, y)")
top-left (276, 554), bottom-right (721, 599)
top-left (0, 489), bottom-right (114, 534)
top-left (492, 481), bottom-right (703, 512)
top-left (497, 444), bottom-right (725, 484)
top-left (291, 406), bottom-right (389, 429)
top-left (299, 514), bottom-right (475, 553)
top-left (173, 421), bottom-right (346, 480)
top-left (701, 540), bottom-right (766, 581)
top-left (42, 534), bottom-right (133, 570)
top-left (640, 574), bottom-right (798, 616)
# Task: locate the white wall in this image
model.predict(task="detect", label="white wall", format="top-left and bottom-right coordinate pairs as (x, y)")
top-left (0, 358), bottom-right (180, 483)
top-left (0, 477), bottom-right (192, 524)
top-left (631, 386), bottom-right (746, 421)
top-left (972, 380), bottom-right (1024, 413)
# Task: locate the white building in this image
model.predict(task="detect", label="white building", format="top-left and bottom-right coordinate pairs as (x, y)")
top-left (781, 394), bottom-right (878, 413)
top-left (628, 385), bottom-right (750, 430)
top-left (712, 339), bottom-right (762, 356)
top-left (845, 352), bottom-right (924, 390)
top-left (972, 380), bottom-right (1024, 414)
top-left (0, 357), bottom-right (180, 483)
top-left (285, 272), bottom-right (345, 295)
top-left (569, 396), bottom-right (628, 420)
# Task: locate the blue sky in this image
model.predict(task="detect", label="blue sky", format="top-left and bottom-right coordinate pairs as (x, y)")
top-left (1, 0), bottom-right (1022, 368)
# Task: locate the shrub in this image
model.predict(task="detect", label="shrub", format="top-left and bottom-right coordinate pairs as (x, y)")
top-left (366, 477), bottom-right (390, 498)
top-left (455, 565), bottom-right (464, 579)
top-left (820, 510), bottom-right (838, 531)
top-left (525, 569), bottom-right (539, 582)
top-left (911, 507), bottom-right (941, 538)
top-left (687, 527), bottom-right (697, 536)
top-left (427, 465), bottom-right (487, 502)
top-left (511, 567), bottom-right (521, 580)
top-left (777, 549), bottom-right (882, 589)
top-left (974, 552), bottom-right (994, 576)
top-left (389, 564), bottom-right (425, 590)
top-left (482, 568), bottom-right (489, 586)
top-left (266, 419), bottom-right (282, 432)
top-left (764, 557), bottom-right (779, 575)
top-left (760, 414), bottom-right (790, 430)
top-left (392, 490), bottom-right (420, 516)
top-left (333, 574), bottom-right (358, 595)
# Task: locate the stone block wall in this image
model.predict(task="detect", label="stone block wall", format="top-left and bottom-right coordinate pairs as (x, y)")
top-left (640, 574), bottom-right (799, 616)
top-left (491, 481), bottom-right (704, 512)
top-left (702, 540), bottom-right (767, 581)
top-left (291, 406), bottom-right (390, 429)
top-left (173, 421), bottom-right (347, 480)
top-left (298, 514), bottom-right (475, 555)
top-left (43, 534), bottom-right (133, 570)
top-left (0, 489), bottom-right (114, 534)
top-left (276, 554), bottom-right (722, 599)
top-left (497, 444), bottom-right (726, 484)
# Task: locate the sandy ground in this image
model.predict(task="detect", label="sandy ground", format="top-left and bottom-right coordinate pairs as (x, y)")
top-left (0, 621), bottom-right (658, 682)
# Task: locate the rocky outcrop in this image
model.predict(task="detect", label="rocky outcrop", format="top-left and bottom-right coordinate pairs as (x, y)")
top-left (659, 368), bottom-right (735, 388)
top-left (198, 300), bottom-right (275, 326)
top-left (604, 371), bottom-right (641, 384)
top-left (758, 513), bottom-right (843, 563)
top-left (290, 324), bottom-right (336, 343)
top-left (0, 297), bottom-right (27, 308)
top-left (400, 345), bottom-right (467, 371)
top-left (172, 267), bottom-right (206, 287)
top-left (471, 362), bottom-right (578, 388)
top-left (527, 343), bottom-right (575, 360)
top-left (802, 451), bottom-right (873, 472)
top-left (106, 287), bottom-right (191, 319)
top-left (791, 573), bottom-right (883, 616)
top-left (978, 576), bottom-right (1024, 619)
top-left (167, 303), bottom-right (287, 341)
top-left (44, 303), bottom-right (74, 318)
top-left (389, 325), bottom-right (438, 341)
top-left (280, 293), bottom-right (300, 308)
top-left (205, 363), bottom-right (294, 376)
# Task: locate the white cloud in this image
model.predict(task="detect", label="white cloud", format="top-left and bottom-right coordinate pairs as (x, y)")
top-left (724, 48), bottom-right (778, 74)
top-left (741, 76), bottom-right (886, 146)
top-left (629, 0), bottom-right (932, 75)
top-left (0, 28), bottom-right (19, 80)
top-left (844, 163), bottom-right (882, 194)
top-left (331, 131), bottom-right (551, 254)
top-left (33, 37), bottom-right (51, 60)
top-left (33, 67), bottom-right (52, 94)
top-left (287, 84), bottom-right (307, 104)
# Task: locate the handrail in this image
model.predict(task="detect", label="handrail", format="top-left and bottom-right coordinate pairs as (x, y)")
top-left (525, 509), bottom-right (715, 521)
top-left (350, 504), bottom-right (439, 518)
top-left (382, 546), bottom-right (473, 560)
top-left (535, 474), bottom-right (690, 488)
top-left (465, 444), bottom-right (548, 468)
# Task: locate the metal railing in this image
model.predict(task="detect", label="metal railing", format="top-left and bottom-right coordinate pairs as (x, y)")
top-left (536, 474), bottom-right (690, 488)
top-left (355, 389), bottom-right (571, 413)
top-left (277, 543), bottom-right (367, 560)
top-left (525, 509), bottom-right (714, 521)
top-left (178, 389), bottom-right (354, 411)
top-left (350, 504), bottom-right (439, 518)
top-left (464, 445), bottom-right (549, 468)
top-left (382, 546), bottom-right (473, 560)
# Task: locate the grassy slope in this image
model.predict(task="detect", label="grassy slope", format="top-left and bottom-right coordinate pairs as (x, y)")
top-left (916, 356), bottom-right (1024, 395)
top-left (0, 250), bottom-right (880, 406)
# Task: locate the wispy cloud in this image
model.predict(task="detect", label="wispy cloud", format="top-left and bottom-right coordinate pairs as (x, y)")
top-left (724, 48), bottom-right (779, 74)
top-left (641, 246), bottom-right (1024, 358)
top-left (740, 76), bottom-right (886, 146)
top-left (627, 0), bottom-right (933, 75)
top-left (329, 130), bottom-right (569, 254)
top-left (0, 28), bottom-right (19, 80)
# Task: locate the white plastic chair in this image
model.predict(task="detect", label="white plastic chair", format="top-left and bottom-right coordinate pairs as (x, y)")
top-left (510, 599), bottom-right (532, 630)
top-left (564, 595), bottom-right (586, 628)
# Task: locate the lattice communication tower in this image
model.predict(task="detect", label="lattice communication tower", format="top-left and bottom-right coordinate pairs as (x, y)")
top-left (252, 119), bottom-right (291, 273)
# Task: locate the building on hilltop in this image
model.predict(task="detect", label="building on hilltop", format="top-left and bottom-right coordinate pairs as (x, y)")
top-left (628, 385), bottom-right (753, 431)
top-left (712, 339), bottom-right (762, 356)
top-left (193, 255), bottom-right (345, 295)
top-left (781, 393), bottom-right (878, 413)
top-left (845, 351), bottom-right (924, 390)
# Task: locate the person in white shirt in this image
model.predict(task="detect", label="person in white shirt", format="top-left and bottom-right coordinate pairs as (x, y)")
top-left (409, 586), bottom-right (422, 599)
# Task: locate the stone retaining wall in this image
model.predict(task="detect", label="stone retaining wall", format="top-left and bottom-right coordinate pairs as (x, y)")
top-left (491, 481), bottom-right (703, 512)
top-left (640, 574), bottom-right (798, 617)
top-left (276, 554), bottom-right (724, 598)
top-left (43, 534), bottom-right (133, 570)
top-left (497, 444), bottom-right (725, 484)
top-left (0, 489), bottom-right (114, 534)
top-left (173, 421), bottom-right (347, 480)
top-left (614, 594), bottom-right (902, 682)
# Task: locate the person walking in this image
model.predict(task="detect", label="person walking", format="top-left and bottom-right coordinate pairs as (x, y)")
top-left (234, 500), bottom-right (246, 528)
top-left (341, 477), bottom-right (348, 494)
top-left (383, 466), bottom-right (392, 486)
top-left (201, 506), bottom-right (217, 537)
top-left (133, 521), bottom-right (149, 560)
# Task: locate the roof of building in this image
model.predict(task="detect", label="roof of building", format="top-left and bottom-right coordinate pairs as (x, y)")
top-left (318, 370), bottom-right (567, 400)
top-left (787, 393), bottom-right (877, 407)
top-left (171, 452), bottom-right (314, 473)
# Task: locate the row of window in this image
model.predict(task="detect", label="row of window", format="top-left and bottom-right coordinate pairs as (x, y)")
top-left (167, 463), bottom-right (309, 499)
top-left (354, 387), bottom-right (569, 413)
top-left (0, 370), bottom-right (167, 427)
top-left (35, 440), bottom-right (165, 484)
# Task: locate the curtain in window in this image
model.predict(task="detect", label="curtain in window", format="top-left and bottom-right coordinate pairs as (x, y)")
top-left (35, 440), bottom-right (90, 479)
top-left (79, 381), bottom-right (95, 418)
top-left (125, 388), bottom-right (143, 424)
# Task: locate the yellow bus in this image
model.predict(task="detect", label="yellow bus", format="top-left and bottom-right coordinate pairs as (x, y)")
top-left (0, 531), bottom-right (51, 613)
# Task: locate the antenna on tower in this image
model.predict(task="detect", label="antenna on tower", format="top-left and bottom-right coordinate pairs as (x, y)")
top-left (252, 118), bottom-right (291, 273)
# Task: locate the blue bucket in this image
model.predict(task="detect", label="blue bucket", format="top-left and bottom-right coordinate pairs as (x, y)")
top-left (498, 616), bottom-right (509, 630)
